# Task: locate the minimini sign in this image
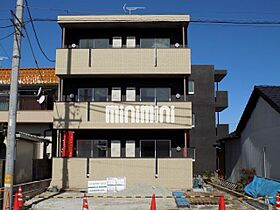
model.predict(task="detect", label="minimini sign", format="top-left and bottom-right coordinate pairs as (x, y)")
top-left (105, 105), bottom-right (175, 123)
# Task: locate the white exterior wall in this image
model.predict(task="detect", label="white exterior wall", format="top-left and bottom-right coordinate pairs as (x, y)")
top-left (226, 97), bottom-right (280, 182)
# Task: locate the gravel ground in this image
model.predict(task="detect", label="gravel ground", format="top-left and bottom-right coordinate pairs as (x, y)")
top-left (26, 184), bottom-right (258, 210)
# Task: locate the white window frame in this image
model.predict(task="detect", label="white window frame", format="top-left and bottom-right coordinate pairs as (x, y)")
top-left (192, 113), bottom-right (195, 128)
top-left (188, 80), bottom-right (195, 95)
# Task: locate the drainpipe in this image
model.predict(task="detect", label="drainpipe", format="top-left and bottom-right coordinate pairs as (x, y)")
top-left (263, 147), bottom-right (267, 177)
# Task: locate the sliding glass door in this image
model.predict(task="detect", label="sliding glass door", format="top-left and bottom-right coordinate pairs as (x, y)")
top-left (140, 140), bottom-right (171, 158)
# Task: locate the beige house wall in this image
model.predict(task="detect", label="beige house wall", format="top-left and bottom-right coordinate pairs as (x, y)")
top-left (51, 158), bottom-right (193, 190)
top-left (55, 48), bottom-right (191, 76)
top-left (53, 102), bottom-right (192, 129)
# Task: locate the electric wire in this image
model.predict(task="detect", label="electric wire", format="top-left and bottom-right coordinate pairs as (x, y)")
top-left (0, 31), bottom-right (15, 41)
top-left (24, 0), bottom-right (55, 62)
top-left (0, 42), bottom-right (11, 59)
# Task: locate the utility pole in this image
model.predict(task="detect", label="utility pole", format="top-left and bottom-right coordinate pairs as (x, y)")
top-left (3, 0), bottom-right (24, 209)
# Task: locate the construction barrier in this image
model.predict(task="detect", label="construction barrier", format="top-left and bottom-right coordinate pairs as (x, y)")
top-left (0, 189), bottom-right (10, 210)
top-left (24, 194), bottom-right (279, 201)
top-left (276, 192), bottom-right (280, 210)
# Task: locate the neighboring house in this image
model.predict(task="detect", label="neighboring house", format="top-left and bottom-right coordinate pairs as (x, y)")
top-left (0, 68), bottom-right (58, 158)
top-left (50, 14), bottom-right (229, 190)
top-left (0, 132), bottom-right (51, 187)
top-left (218, 86), bottom-right (280, 183)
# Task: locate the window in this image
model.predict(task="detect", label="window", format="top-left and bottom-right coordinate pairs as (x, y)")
top-left (188, 80), bottom-right (194, 94)
top-left (0, 92), bottom-right (9, 111)
top-left (140, 140), bottom-right (171, 158)
top-left (156, 88), bottom-right (171, 102)
top-left (79, 39), bottom-right (109, 49)
top-left (140, 88), bottom-right (171, 102)
top-left (113, 37), bottom-right (122, 48)
top-left (140, 38), bottom-right (170, 48)
top-left (94, 88), bottom-right (108, 102)
top-left (126, 37), bottom-right (136, 48)
top-left (192, 113), bottom-right (195, 128)
top-left (126, 87), bottom-right (136, 102)
top-left (78, 88), bottom-right (93, 102)
top-left (140, 88), bottom-right (155, 102)
top-left (111, 87), bottom-right (121, 102)
top-left (77, 140), bottom-right (107, 158)
top-left (77, 140), bottom-right (92, 157)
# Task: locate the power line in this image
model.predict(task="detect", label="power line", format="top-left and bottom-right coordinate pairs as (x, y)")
top-left (190, 18), bottom-right (280, 25)
top-left (0, 24), bottom-right (14, 28)
top-left (0, 31), bottom-right (15, 41)
top-left (22, 25), bottom-right (39, 68)
top-left (0, 42), bottom-right (11, 59)
top-left (24, 0), bottom-right (55, 62)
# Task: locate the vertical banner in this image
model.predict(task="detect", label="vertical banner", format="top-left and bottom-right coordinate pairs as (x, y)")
top-left (61, 131), bottom-right (75, 157)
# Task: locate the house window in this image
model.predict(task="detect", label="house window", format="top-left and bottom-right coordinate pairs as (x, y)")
top-left (79, 39), bottom-right (109, 48)
top-left (140, 140), bottom-right (171, 158)
top-left (140, 38), bottom-right (170, 48)
top-left (78, 88), bottom-right (93, 102)
top-left (192, 113), bottom-right (195, 128)
top-left (126, 87), bottom-right (136, 102)
top-left (111, 87), bottom-right (121, 102)
top-left (94, 88), bottom-right (108, 102)
top-left (140, 88), bottom-right (171, 102)
top-left (0, 92), bottom-right (9, 111)
top-left (77, 140), bottom-right (107, 158)
top-left (188, 80), bottom-right (194, 94)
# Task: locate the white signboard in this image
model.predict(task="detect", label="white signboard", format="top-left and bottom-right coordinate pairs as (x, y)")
top-left (88, 178), bottom-right (126, 193)
top-left (107, 177), bottom-right (126, 193)
top-left (88, 180), bottom-right (108, 193)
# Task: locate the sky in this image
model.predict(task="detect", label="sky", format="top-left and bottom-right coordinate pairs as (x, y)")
top-left (1, 0), bottom-right (280, 131)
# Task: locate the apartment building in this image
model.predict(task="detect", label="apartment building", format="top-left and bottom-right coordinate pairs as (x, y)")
top-left (51, 15), bottom-right (194, 189)
top-left (0, 68), bottom-right (58, 158)
top-left (50, 15), bottom-right (229, 190)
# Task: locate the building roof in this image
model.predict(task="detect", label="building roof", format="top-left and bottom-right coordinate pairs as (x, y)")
top-left (235, 86), bottom-right (280, 135)
top-left (16, 131), bottom-right (51, 143)
top-left (0, 68), bottom-right (58, 85)
top-left (58, 14), bottom-right (190, 24)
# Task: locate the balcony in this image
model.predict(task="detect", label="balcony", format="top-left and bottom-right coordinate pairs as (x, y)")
top-left (53, 101), bottom-right (192, 129)
top-left (0, 95), bottom-right (53, 123)
top-left (55, 48), bottom-right (191, 76)
top-left (215, 91), bottom-right (228, 112)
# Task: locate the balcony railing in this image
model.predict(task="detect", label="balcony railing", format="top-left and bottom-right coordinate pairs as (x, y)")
top-left (0, 95), bottom-right (52, 111)
top-left (55, 48), bottom-right (191, 75)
